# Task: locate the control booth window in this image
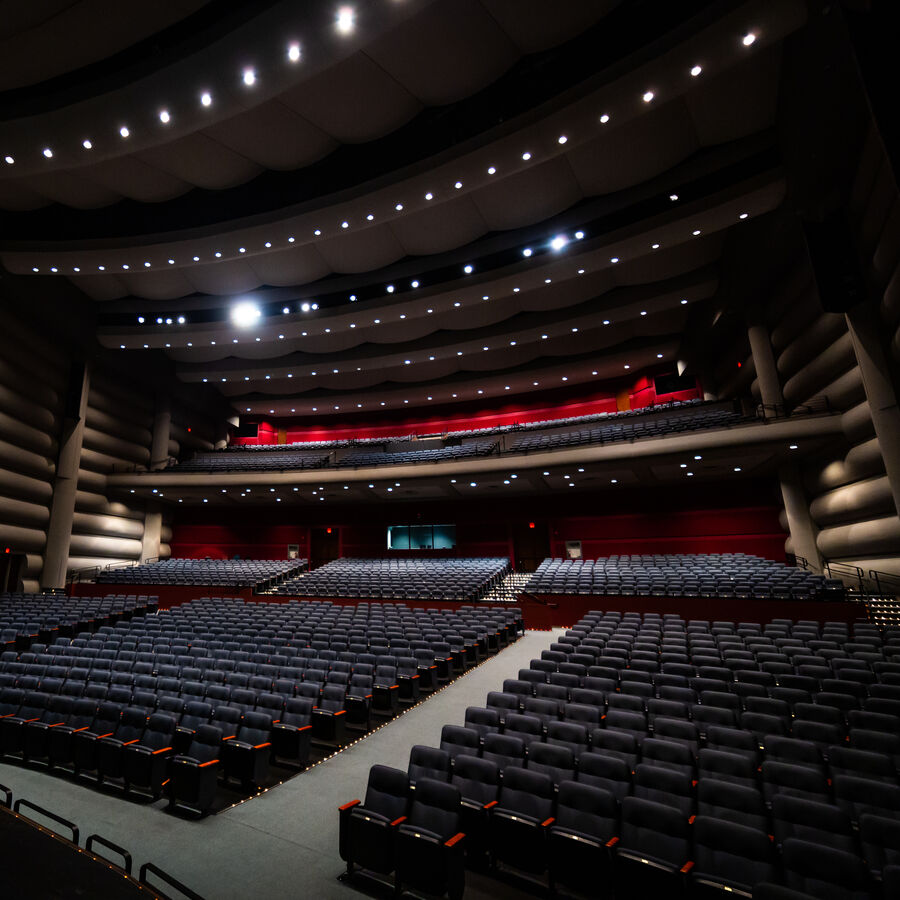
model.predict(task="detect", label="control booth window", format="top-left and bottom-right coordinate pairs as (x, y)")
top-left (387, 524), bottom-right (456, 550)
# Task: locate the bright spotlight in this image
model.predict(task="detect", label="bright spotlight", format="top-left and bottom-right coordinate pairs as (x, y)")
top-left (231, 301), bottom-right (261, 328)
top-left (336, 6), bottom-right (355, 33)
top-left (550, 235), bottom-right (568, 251)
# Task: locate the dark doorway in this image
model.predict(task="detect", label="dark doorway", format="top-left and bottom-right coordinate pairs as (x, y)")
top-left (309, 527), bottom-right (340, 570)
top-left (0, 551), bottom-right (26, 593)
top-left (511, 521), bottom-right (550, 572)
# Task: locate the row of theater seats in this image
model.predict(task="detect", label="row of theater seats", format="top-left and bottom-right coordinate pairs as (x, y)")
top-left (1, 593), bottom-right (157, 652)
top-left (95, 559), bottom-right (307, 587)
top-left (170, 401), bottom-right (715, 472)
top-left (508, 406), bottom-right (752, 453)
top-left (0, 598), bottom-right (522, 814)
top-left (271, 557), bottom-right (511, 601)
top-left (211, 399), bottom-right (708, 451)
top-left (337, 440), bottom-right (498, 467)
top-left (526, 554), bottom-right (846, 602)
top-left (171, 450), bottom-right (329, 471)
top-left (340, 610), bottom-right (899, 898)
top-left (444, 398), bottom-right (709, 438)
top-left (340, 762), bottom-right (898, 900)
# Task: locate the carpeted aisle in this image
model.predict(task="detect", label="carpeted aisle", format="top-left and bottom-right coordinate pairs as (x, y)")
top-left (0, 628), bottom-right (559, 900)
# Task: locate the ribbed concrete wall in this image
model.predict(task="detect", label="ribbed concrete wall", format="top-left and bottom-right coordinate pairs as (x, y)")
top-left (0, 313), bottom-right (65, 590)
top-left (69, 369), bottom-right (152, 576)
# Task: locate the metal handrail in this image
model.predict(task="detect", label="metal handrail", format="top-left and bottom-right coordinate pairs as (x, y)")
top-left (139, 862), bottom-right (205, 900)
top-left (13, 798), bottom-right (79, 845)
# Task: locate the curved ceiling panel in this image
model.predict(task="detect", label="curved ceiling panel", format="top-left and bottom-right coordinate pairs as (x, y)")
top-left (365, 0), bottom-right (519, 106)
top-left (201, 101), bottom-right (338, 171)
top-left (278, 51), bottom-right (422, 144)
top-left (0, 0), bottom-right (210, 90)
top-left (472, 158), bottom-right (583, 232)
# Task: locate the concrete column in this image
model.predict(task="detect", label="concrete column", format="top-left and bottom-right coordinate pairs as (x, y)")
top-left (846, 302), bottom-right (900, 518)
top-left (779, 463), bottom-right (823, 572)
top-left (150, 396), bottom-right (171, 470)
top-left (141, 501), bottom-right (162, 561)
top-left (747, 323), bottom-right (784, 410)
top-left (42, 362), bottom-right (90, 589)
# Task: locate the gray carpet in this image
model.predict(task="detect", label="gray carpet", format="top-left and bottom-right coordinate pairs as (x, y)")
top-left (0, 629), bottom-right (560, 900)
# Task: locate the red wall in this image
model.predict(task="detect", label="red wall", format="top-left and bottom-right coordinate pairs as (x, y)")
top-left (232, 378), bottom-right (701, 445)
top-left (547, 508), bottom-right (785, 560)
top-left (170, 524), bottom-right (309, 561)
top-left (170, 482), bottom-right (786, 564)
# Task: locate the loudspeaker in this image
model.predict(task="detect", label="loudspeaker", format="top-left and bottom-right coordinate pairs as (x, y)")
top-left (802, 213), bottom-right (866, 312)
top-left (63, 361), bottom-right (86, 421)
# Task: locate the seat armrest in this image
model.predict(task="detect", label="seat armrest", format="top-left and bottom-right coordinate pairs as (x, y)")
top-left (390, 815), bottom-right (407, 827)
top-left (483, 800), bottom-right (498, 810)
top-left (445, 832), bottom-right (465, 848)
top-left (680, 861), bottom-right (695, 874)
top-left (541, 817), bottom-right (555, 828)
top-left (339, 799), bottom-right (361, 812)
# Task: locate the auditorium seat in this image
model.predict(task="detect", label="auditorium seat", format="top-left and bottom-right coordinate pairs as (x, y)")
top-left (221, 711), bottom-right (273, 788)
top-left (488, 767), bottom-right (555, 877)
top-left (339, 765), bottom-right (410, 879)
top-left (167, 723), bottom-right (223, 816)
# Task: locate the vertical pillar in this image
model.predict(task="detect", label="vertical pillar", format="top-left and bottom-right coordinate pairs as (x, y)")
top-left (150, 396), bottom-right (171, 470)
top-left (42, 362), bottom-right (90, 589)
top-left (846, 301), bottom-right (900, 518)
top-left (142, 501), bottom-right (162, 562)
top-left (779, 464), bottom-right (823, 571)
top-left (747, 323), bottom-right (785, 410)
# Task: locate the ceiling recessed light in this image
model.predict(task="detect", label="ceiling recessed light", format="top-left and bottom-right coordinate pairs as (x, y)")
top-left (599, 113), bottom-right (610, 123)
top-left (395, 203), bottom-right (403, 211)
top-left (82, 139), bottom-right (93, 150)
top-left (288, 42), bottom-right (301, 62)
top-left (742, 32), bottom-right (757, 46)
top-left (739, 212), bottom-right (749, 219)
top-left (558, 135), bottom-right (568, 144)
top-left (651, 243), bottom-right (660, 250)
top-left (200, 91), bottom-right (212, 107)
top-left (159, 109), bottom-right (171, 124)
top-left (669, 193), bottom-right (679, 201)
top-left (487, 166), bottom-right (496, 175)
top-left (611, 479), bottom-right (618, 484)
top-left (610, 256), bottom-right (619, 263)
top-left (657, 353), bottom-right (663, 358)
top-left (680, 299), bottom-right (688, 305)
top-left (789, 444), bottom-right (798, 450)
top-left (690, 65), bottom-right (702, 77)
top-left (411, 280), bottom-right (419, 288)
top-left (692, 229), bottom-right (701, 236)
top-left (642, 90), bottom-right (654, 102)
top-left (734, 467), bottom-right (742, 472)
top-left (42, 147), bottom-right (53, 158)
top-left (603, 319), bottom-right (610, 325)
top-left (463, 264), bottom-right (473, 274)
top-left (119, 125), bottom-right (130, 138)
top-left (242, 67), bottom-right (256, 86)
top-left (640, 310), bottom-right (647, 316)
top-left (231, 301), bottom-right (261, 328)
top-left (522, 151), bottom-right (532, 160)
top-left (454, 181), bottom-right (463, 189)
top-left (624, 364), bottom-right (630, 369)
top-left (336, 5), bottom-right (355, 33)
top-left (551, 235), bottom-right (568, 251)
